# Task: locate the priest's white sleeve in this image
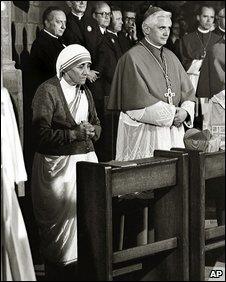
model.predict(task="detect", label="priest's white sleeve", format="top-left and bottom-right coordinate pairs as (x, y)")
top-left (180, 101), bottom-right (195, 128)
top-left (126, 101), bottom-right (176, 127)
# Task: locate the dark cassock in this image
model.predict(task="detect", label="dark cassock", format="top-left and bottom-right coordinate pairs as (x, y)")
top-left (197, 36), bottom-right (225, 98)
top-left (198, 36), bottom-right (225, 151)
top-left (108, 37), bottom-right (196, 161)
top-left (179, 29), bottom-right (221, 71)
top-left (29, 30), bottom-right (66, 96)
top-left (214, 26), bottom-right (225, 39)
top-left (179, 29), bottom-right (221, 129)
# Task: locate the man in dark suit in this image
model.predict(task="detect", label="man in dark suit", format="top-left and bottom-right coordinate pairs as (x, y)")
top-left (118, 6), bottom-right (138, 54)
top-left (63, 1), bottom-right (100, 82)
top-left (89, 1), bottom-right (112, 161)
top-left (103, 6), bottom-right (123, 94)
top-left (98, 6), bottom-right (123, 161)
top-left (90, 1), bottom-right (111, 101)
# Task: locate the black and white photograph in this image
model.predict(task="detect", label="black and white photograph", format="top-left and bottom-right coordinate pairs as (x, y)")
top-left (1, 1), bottom-right (225, 281)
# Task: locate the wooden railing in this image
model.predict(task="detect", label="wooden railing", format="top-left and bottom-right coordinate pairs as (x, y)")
top-left (77, 150), bottom-right (189, 281)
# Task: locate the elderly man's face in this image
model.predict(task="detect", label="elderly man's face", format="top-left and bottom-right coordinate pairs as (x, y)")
top-left (110, 11), bottom-right (123, 33)
top-left (197, 7), bottom-right (215, 31)
top-left (45, 10), bottom-right (66, 37)
top-left (146, 17), bottom-right (172, 47)
top-left (64, 62), bottom-right (91, 85)
top-left (93, 3), bottom-right (111, 28)
top-left (69, 1), bottom-right (87, 14)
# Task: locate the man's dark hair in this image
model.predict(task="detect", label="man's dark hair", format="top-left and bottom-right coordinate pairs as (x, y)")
top-left (42, 6), bottom-right (64, 26)
top-left (123, 5), bottom-right (136, 16)
top-left (196, 5), bottom-right (215, 16)
top-left (110, 5), bottom-right (121, 13)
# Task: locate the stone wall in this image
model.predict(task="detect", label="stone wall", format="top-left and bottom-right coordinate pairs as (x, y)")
top-left (11, 1), bottom-right (67, 59)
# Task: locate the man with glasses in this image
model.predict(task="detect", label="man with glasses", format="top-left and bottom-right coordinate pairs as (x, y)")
top-left (92, 1), bottom-right (112, 34)
top-left (119, 6), bottom-right (138, 54)
top-left (104, 6), bottom-right (124, 89)
top-left (90, 1), bottom-right (112, 161)
top-left (90, 4), bottom-right (124, 161)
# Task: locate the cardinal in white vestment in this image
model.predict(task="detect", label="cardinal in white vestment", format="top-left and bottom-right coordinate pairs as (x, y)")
top-left (108, 7), bottom-right (196, 161)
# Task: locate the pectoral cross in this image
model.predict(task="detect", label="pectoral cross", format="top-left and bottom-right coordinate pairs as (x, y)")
top-left (201, 49), bottom-right (206, 59)
top-left (164, 88), bottom-right (175, 105)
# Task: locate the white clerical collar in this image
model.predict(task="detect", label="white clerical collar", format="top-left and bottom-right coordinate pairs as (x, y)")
top-left (72, 11), bottom-right (84, 20)
top-left (107, 29), bottom-right (118, 36)
top-left (44, 29), bottom-right (58, 39)
top-left (197, 27), bottom-right (211, 34)
top-left (145, 37), bottom-right (162, 49)
top-left (99, 26), bottom-right (106, 34)
top-left (219, 26), bottom-right (225, 33)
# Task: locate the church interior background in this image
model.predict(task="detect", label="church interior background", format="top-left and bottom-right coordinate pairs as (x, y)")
top-left (1, 1), bottom-right (225, 281)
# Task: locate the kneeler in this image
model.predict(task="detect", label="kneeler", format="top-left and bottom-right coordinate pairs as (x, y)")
top-left (77, 150), bottom-right (190, 281)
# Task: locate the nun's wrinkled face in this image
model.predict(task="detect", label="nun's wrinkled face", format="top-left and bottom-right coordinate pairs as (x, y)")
top-left (64, 62), bottom-right (91, 85)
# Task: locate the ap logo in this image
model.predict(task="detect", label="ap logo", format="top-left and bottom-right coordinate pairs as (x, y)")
top-left (209, 267), bottom-right (225, 281)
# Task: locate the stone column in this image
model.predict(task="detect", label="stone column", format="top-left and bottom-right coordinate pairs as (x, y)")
top-left (1, 1), bottom-right (24, 146)
top-left (2, 1), bottom-right (25, 196)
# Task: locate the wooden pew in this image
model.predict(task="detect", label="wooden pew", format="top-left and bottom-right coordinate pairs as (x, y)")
top-left (171, 149), bottom-right (225, 281)
top-left (76, 150), bottom-right (189, 281)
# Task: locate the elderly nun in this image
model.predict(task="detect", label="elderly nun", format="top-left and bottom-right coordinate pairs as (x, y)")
top-left (31, 44), bottom-right (101, 280)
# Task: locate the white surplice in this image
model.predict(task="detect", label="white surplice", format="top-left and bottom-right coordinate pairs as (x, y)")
top-left (116, 100), bottom-right (194, 161)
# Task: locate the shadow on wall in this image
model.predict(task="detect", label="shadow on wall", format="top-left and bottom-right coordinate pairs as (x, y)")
top-left (36, 26), bottom-right (40, 39)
